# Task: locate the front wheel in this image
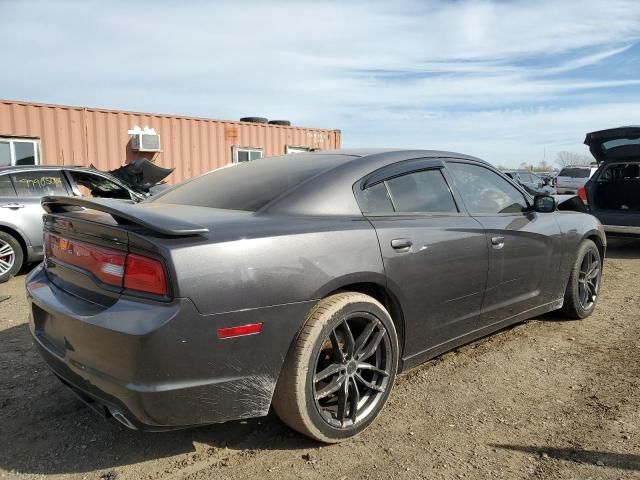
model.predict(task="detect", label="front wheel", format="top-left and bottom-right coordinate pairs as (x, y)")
top-left (272, 292), bottom-right (399, 443)
top-left (562, 239), bottom-right (602, 319)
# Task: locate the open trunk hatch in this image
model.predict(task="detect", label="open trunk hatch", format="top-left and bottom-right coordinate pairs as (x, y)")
top-left (106, 158), bottom-right (174, 193)
top-left (584, 126), bottom-right (640, 164)
top-left (588, 161), bottom-right (640, 230)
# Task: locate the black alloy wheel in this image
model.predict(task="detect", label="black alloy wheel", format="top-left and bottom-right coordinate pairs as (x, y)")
top-left (313, 313), bottom-right (392, 428)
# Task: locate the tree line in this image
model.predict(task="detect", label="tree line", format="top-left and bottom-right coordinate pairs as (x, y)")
top-left (496, 151), bottom-right (594, 172)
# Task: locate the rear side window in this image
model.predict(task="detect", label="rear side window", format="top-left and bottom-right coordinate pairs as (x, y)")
top-left (151, 155), bottom-right (349, 211)
top-left (359, 182), bottom-right (394, 213)
top-left (11, 171), bottom-right (68, 197)
top-left (0, 175), bottom-right (16, 196)
top-left (358, 169), bottom-right (458, 214)
top-left (386, 170), bottom-right (457, 213)
top-left (558, 167), bottom-right (591, 178)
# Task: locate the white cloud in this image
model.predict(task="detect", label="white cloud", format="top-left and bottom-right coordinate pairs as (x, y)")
top-left (1, 0), bottom-right (639, 166)
top-left (345, 102), bottom-right (640, 164)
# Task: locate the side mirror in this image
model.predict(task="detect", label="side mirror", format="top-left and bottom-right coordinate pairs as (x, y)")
top-left (533, 194), bottom-right (556, 213)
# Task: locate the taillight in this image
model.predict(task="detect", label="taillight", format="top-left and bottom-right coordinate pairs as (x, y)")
top-left (46, 232), bottom-right (126, 287)
top-left (124, 254), bottom-right (167, 296)
top-left (45, 232), bottom-right (168, 297)
top-left (552, 176), bottom-right (557, 187)
top-left (577, 186), bottom-right (588, 204)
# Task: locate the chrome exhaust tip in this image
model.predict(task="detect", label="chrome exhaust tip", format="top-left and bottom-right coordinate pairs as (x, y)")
top-left (109, 409), bottom-right (138, 430)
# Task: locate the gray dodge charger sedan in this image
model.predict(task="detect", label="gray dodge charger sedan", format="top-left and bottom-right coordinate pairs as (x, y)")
top-left (26, 149), bottom-right (605, 443)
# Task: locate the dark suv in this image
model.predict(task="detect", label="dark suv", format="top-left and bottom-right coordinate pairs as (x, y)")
top-left (582, 126), bottom-right (640, 236)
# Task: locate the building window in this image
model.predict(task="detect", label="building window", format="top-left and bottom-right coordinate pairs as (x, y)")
top-left (232, 146), bottom-right (263, 163)
top-left (0, 138), bottom-right (40, 167)
top-left (286, 145), bottom-right (311, 154)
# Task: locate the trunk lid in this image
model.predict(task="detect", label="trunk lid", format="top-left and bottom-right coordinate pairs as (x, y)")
top-left (584, 126), bottom-right (640, 164)
top-left (40, 196), bottom-right (217, 306)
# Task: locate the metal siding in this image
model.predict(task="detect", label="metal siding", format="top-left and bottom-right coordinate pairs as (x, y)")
top-left (0, 99), bottom-right (340, 183)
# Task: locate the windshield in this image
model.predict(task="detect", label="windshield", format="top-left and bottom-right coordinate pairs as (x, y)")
top-left (150, 154), bottom-right (350, 211)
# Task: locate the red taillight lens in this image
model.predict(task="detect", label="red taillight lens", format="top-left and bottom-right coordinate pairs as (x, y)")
top-left (46, 233), bottom-right (126, 287)
top-left (577, 186), bottom-right (588, 204)
top-left (124, 254), bottom-right (167, 296)
top-left (45, 232), bottom-right (168, 296)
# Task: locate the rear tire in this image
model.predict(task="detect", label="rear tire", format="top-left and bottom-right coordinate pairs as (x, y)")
top-left (561, 239), bottom-right (602, 319)
top-left (272, 292), bottom-right (399, 443)
top-left (0, 231), bottom-right (23, 283)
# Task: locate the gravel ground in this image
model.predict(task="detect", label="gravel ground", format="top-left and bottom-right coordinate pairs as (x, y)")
top-left (0, 238), bottom-right (639, 480)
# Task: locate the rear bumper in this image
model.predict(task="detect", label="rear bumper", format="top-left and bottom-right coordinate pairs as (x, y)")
top-left (26, 264), bottom-right (312, 430)
top-left (603, 224), bottom-right (640, 236)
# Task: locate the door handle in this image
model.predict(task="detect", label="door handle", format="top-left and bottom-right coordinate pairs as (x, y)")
top-left (491, 236), bottom-right (505, 249)
top-left (0, 203), bottom-right (25, 209)
top-left (391, 238), bottom-right (413, 252)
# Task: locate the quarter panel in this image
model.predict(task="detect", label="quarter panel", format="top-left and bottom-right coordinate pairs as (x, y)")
top-left (169, 216), bottom-right (385, 315)
top-left (554, 211), bottom-right (606, 296)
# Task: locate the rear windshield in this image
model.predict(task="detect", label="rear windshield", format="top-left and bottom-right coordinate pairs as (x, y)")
top-left (150, 154), bottom-right (349, 211)
top-left (603, 138), bottom-right (640, 150)
top-left (558, 167), bottom-right (591, 178)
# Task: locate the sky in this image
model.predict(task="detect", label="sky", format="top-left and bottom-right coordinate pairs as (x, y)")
top-left (1, 0), bottom-right (639, 167)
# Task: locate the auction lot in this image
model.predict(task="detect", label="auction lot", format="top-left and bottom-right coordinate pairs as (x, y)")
top-left (1, 239), bottom-right (638, 480)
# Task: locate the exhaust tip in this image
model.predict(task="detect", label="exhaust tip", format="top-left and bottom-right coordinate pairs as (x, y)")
top-left (110, 409), bottom-right (138, 430)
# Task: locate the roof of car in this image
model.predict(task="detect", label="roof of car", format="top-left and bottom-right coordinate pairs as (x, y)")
top-left (1, 149), bottom-right (491, 174)
top-left (312, 148), bottom-right (491, 165)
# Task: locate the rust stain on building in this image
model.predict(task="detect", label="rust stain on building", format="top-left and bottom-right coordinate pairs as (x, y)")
top-left (0, 99), bottom-right (341, 184)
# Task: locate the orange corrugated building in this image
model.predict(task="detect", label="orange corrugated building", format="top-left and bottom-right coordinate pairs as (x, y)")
top-left (0, 99), bottom-right (341, 184)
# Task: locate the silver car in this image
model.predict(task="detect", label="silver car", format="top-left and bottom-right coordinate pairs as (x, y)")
top-left (0, 165), bottom-right (148, 282)
top-left (554, 165), bottom-right (598, 194)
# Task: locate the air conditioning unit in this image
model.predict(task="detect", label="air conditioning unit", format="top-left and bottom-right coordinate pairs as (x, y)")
top-left (131, 132), bottom-right (161, 152)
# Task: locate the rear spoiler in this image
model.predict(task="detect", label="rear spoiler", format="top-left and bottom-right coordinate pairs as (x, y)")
top-left (41, 196), bottom-right (209, 237)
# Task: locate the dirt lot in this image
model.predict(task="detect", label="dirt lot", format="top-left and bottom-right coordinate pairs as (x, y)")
top-left (1, 239), bottom-right (639, 480)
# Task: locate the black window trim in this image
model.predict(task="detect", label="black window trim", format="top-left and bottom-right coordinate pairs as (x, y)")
top-left (354, 158), bottom-right (464, 217)
top-left (443, 159), bottom-right (534, 217)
